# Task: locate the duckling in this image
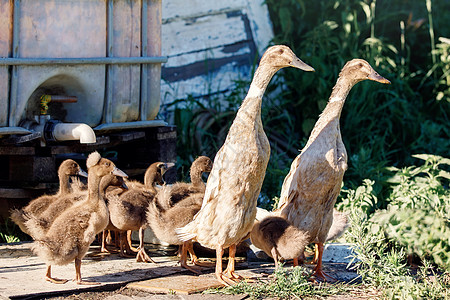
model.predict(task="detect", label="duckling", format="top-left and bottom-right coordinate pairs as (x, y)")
top-left (176, 45), bottom-right (314, 285)
top-left (10, 159), bottom-right (87, 235)
top-left (147, 190), bottom-right (204, 274)
top-left (108, 162), bottom-right (172, 262)
top-left (25, 151), bottom-right (128, 285)
top-left (96, 174), bottom-right (129, 253)
top-left (275, 59), bottom-right (389, 280)
top-left (250, 216), bottom-right (309, 269)
top-left (326, 209), bottom-right (349, 242)
top-left (156, 156), bottom-right (212, 210)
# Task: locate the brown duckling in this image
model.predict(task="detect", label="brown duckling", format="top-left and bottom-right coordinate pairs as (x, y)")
top-left (176, 45), bottom-right (314, 285)
top-left (155, 156), bottom-right (212, 211)
top-left (10, 159), bottom-right (87, 235)
top-left (108, 162), bottom-right (172, 262)
top-left (250, 216), bottom-right (309, 269)
top-left (25, 151), bottom-right (128, 285)
top-left (275, 59), bottom-right (389, 280)
top-left (147, 190), bottom-right (204, 274)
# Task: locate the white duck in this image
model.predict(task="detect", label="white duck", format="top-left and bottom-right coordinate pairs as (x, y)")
top-left (176, 45), bottom-right (314, 285)
top-left (275, 59), bottom-right (390, 280)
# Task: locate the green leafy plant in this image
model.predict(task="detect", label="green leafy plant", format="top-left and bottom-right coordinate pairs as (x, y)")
top-left (341, 164), bottom-right (450, 299)
top-left (370, 154), bottom-right (450, 270)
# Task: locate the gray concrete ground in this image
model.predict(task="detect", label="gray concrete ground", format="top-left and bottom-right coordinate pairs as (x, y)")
top-left (0, 242), bottom-right (359, 299)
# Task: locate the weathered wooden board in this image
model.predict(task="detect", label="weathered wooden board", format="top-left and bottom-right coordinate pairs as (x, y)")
top-left (160, 0), bottom-right (273, 105)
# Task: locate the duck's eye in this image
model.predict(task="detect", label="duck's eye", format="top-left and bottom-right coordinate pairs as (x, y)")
top-left (358, 63), bottom-right (364, 68)
top-left (278, 49), bottom-right (284, 54)
top-left (104, 162), bottom-right (110, 167)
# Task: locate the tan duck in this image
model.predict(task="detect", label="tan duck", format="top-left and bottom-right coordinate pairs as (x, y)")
top-left (107, 162), bottom-right (172, 262)
top-left (155, 156), bottom-right (212, 210)
top-left (275, 59), bottom-right (390, 280)
top-left (10, 159), bottom-right (87, 235)
top-left (250, 215), bottom-right (309, 269)
top-left (176, 45), bottom-right (314, 285)
top-left (25, 151), bottom-right (128, 285)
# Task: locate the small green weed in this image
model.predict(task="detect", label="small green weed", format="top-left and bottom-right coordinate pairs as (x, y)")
top-left (207, 266), bottom-right (354, 299)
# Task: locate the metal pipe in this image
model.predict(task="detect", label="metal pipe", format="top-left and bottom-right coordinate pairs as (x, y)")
top-left (0, 56), bottom-right (168, 66)
top-left (8, 0), bottom-right (21, 126)
top-left (51, 123), bottom-right (97, 144)
top-left (140, 0), bottom-right (149, 121)
top-left (105, 0), bottom-right (114, 124)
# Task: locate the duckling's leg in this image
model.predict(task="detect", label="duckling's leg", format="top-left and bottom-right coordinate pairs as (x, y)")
top-left (100, 230), bottom-right (112, 253)
top-left (311, 243), bottom-right (335, 281)
top-left (45, 265), bottom-right (68, 284)
top-left (270, 247), bottom-right (280, 269)
top-left (179, 242), bottom-right (202, 274)
top-left (119, 231), bottom-right (135, 258)
top-left (136, 227), bottom-right (155, 263)
top-left (127, 230), bottom-right (139, 253)
top-left (223, 244), bottom-right (243, 281)
top-left (215, 245), bottom-right (235, 286)
top-left (74, 258), bottom-right (99, 285)
top-left (186, 242), bottom-right (215, 267)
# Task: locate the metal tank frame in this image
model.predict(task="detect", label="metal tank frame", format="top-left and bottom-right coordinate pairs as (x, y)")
top-left (0, 0), bottom-right (177, 220)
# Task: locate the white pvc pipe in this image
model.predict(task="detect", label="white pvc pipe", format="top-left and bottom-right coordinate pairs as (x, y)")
top-left (52, 123), bottom-right (97, 144)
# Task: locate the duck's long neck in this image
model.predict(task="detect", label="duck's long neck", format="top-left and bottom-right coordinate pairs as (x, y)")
top-left (190, 167), bottom-right (205, 189)
top-left (306, 76), bottom-right (355, 145)
top-left (237, 64), bottom-right (279, 123)
top-left (87, 173), bottom-right (102, 203)
top-left (144, 169), bottom-right (158, 194)
top-left (57, 172), bottom-right (71, 195)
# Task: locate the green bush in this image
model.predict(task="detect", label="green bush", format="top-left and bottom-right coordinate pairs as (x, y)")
top-left (371, 154), bottom-right (450, 270)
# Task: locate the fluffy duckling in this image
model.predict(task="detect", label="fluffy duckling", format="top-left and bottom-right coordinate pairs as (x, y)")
top-left (250, 216), bottom-right (309, 268)
top-left (155, 156), bottom-right (212, 211)
top-left (176, 45), bottom-right (314, 285)
top-left (275, 59), bottom-right (389, 280)
top-left (147, 191), bottom-right (204, 274)
top-left (25, 151), bottom-right (128, 285)
top-left (108, 162), bottom-right (172, 262)
top-left (96, 174), bottom-right (129, 253)
top-left (10, 159), bottom-right (87, 235)
top-left (326, 209), bottom-right (349, 242)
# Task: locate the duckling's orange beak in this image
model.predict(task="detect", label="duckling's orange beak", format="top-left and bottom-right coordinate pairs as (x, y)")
top-left (368, 71), bottom-right (390, 84)
top-left (290, 57), bottom-right (315, 72)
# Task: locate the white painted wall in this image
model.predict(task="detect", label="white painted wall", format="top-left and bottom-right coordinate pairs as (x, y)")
top-left (160, 0), bottom-right (274, 111)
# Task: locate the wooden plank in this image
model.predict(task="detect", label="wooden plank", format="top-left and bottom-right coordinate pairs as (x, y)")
top-left (0, 186), bottom-right (51, 199)
top-left (0, 147), bottom-right (35, 156)
top-left (162, 11), bottom-right (247, 57)
top-left (110, 131), bottom-right (146, 142)
top-left (49, 136), bottom-right (110, 155)
top-left (127, 274), bottom-right (225, 295)
top-left (162, 0), bottom-right (244, 21)
top-left (0, 132), bottom-right (41, 145)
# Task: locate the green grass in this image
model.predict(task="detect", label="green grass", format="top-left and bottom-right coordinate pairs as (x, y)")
top-left (206, 266), bottom-right (364, 299)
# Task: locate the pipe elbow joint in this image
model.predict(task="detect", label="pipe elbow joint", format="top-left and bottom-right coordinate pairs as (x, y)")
top-left (52, 122), bottom-right (97, 144)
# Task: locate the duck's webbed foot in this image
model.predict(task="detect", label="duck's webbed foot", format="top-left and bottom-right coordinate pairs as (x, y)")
top-left (46, 276), bottom-right (68, 284)
top-left (135, 248), bottom-right (155, 263)
top-left (45, 265), bottom-right (68, 284)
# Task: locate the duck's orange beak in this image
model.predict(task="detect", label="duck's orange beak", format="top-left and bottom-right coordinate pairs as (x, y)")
top-left (368, 71), bottom-right (390, 84)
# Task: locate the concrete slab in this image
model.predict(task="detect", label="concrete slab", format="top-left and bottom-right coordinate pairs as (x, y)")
top-left (323, 243), bottom-right (357, 264)
top-left (0, 242), bottom-right (192, 299)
